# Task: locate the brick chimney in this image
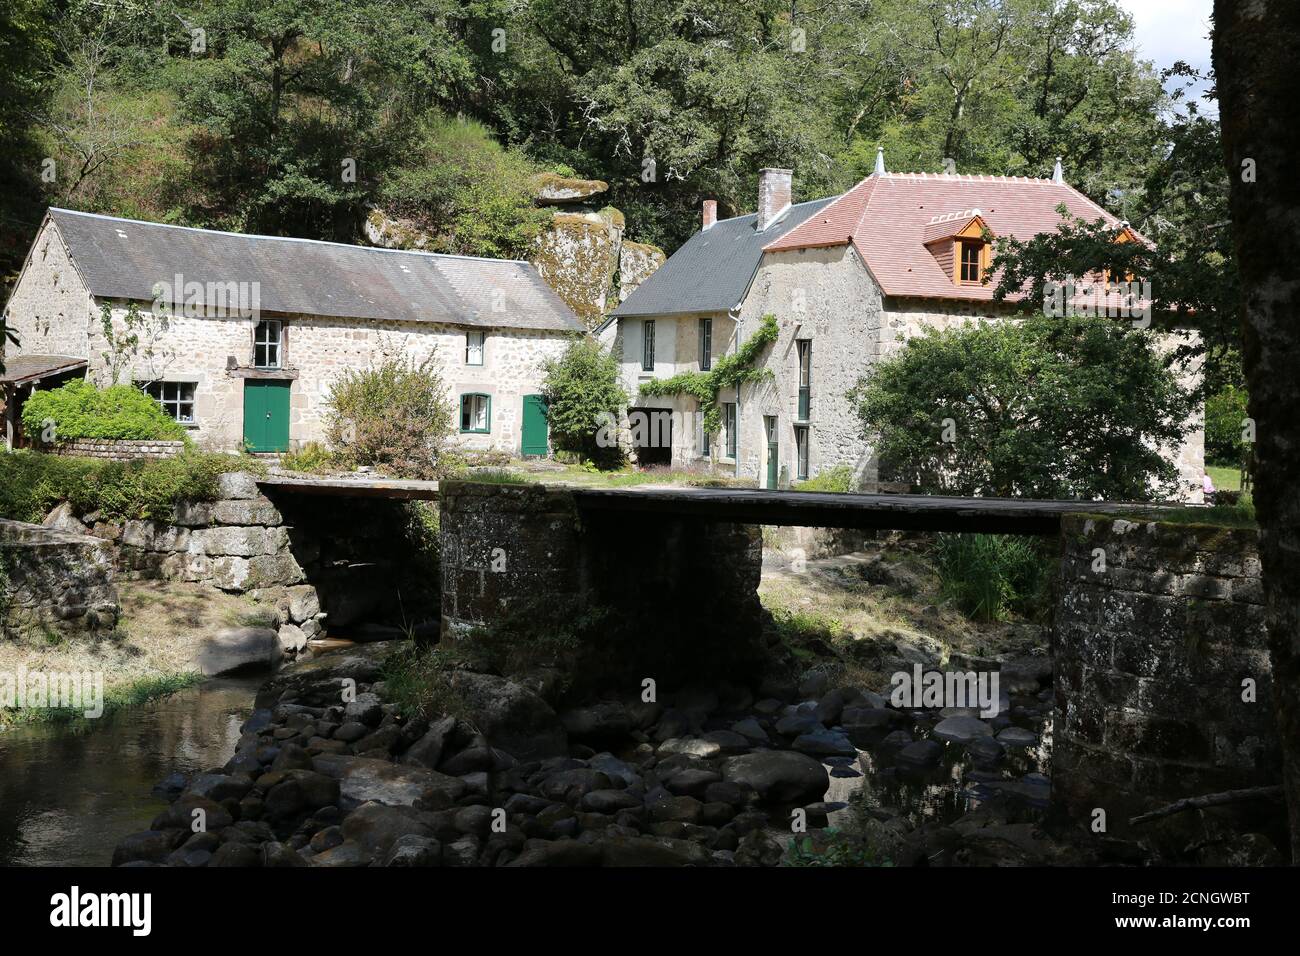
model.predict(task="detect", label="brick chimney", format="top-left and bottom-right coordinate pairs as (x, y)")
top-left (702, 199), bottom-right (717, 231)
top-left (756, 168), bottom-right (792, 231)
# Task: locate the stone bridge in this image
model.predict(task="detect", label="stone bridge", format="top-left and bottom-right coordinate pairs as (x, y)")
top-left (257, 475), bottom-right (1279, 838)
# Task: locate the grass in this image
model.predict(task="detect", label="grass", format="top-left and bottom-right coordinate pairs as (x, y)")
top-left (381, 643), bottom-right (467, 722)
top-left (1206, 464), bottom-right (1242, 493)
top-left (1129, 493), bottom-right (1257, 529)
top-left (0, 448), bottom-right (264, 524)
top-left (0, 672), bottom-right (203, 730)
top-left (932, 533), bottom-right (1054, 623)
top-left (457, 468), bottom-right (534, 485)
top-left (794, 465), bottom-right (856, 493)
top-left (1, 579), bottom-right (275, 729)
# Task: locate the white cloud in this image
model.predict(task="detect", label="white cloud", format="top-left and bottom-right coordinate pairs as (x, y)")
top-left (1118, 0), bottom-right (1214, 109)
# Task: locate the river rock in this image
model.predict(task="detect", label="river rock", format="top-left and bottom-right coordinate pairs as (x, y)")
top-left (561, 701), bottom-right (632, 743)
top-left (448, 671), bottom-right (567, 760)
top-left (112, 831), bottom-right (176, 867)
top-left (383, 834), bottom-right (442, 866)
top-left (195, 627), bottom-right (280, 676)
top-left (722, 751), bottom-right (829, 804)
top-left (313, 755), bottom-right (465, 809)
top-left (896, 739), bottom-right (943, 769)
top-left (400, 715), bottom-right (457, 768)
top-left (598, 834), bottom-right (711, 866)
top-left (933, 716), bottom-right (994, 745)
top-left (792, 728), bottom-right (857, 757)
top-left (996, 726), bottom-right (1038, 749)
top-left (341, 802), bottom-right (434, 856)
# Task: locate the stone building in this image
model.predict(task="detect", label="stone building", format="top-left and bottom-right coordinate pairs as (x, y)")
top-left (1, 209), bottom-right (583, 454)
top-left (603, 157), bottom-right (1204, 500)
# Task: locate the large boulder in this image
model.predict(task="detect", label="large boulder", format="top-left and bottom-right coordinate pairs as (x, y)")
top-left (449, 671), bottom-right (567, 760)
top-left (196, 627), bottom-right (280, 676)
top-left (722, 751), bottom-right (829, 804)
top-left (312, 755), bottom-right (466, 809)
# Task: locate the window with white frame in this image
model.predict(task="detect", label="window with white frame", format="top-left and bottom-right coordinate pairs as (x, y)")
top-left (254, 320), bottom-right (282, 369)
top-left (460, 393), bottom-right (491, 433)
top-left (466, 329), bottom-right (485, 366)
top-left (142, 381), bottom-right (196, 424)
top-left (723, 402), bottom-right (737, 459)
top-left (794, 424), bottom-right (810, 480)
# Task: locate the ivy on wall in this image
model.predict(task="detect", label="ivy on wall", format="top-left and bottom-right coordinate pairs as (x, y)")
top-left (638, 314), bottom-right (779, 434)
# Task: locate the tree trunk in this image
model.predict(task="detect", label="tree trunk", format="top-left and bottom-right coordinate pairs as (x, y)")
top-left (1212, 0), bottom-right (1300, 864)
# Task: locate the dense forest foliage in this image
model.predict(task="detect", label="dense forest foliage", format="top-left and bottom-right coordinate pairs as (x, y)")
top-left (0, 0), bottom-right (1239, 390)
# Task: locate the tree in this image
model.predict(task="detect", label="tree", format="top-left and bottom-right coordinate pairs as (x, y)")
top-left (1213, 0), bottom-right (1300, 863)
top-left (848, 313), bottom-right (1193, 499)
top-left (376, 115), bottom-right (550, 259)
top-left (324, 353), bottom-right (456, 479)
top-left (539, 335), bottom-right (628, 467)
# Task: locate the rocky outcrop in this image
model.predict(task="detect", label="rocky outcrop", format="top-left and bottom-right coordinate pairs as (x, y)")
top-left (531, 173), bottom-right (608, 206)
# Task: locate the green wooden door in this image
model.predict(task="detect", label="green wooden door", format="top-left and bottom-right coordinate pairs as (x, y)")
top-left (243, 380), bottom-right (291, 452)
top-left (764, 416), bottom-right (778, 489)
top-left (521, 394), bottom-right (549, 456)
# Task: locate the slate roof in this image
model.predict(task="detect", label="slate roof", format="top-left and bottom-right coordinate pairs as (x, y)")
top-left (765, 172), bottom-right (1137, 302)
top-left (45, 209), bottom-right (583, 333)
top-left (610, 196), bottom-right (839, 319)
top-left (0, 354), bottom-right (87, 385)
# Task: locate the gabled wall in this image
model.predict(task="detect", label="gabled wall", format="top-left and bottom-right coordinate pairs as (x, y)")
top-left (3, 219), bottom-right (95, 360)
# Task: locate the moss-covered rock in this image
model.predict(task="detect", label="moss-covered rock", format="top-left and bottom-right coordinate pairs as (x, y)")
top-left (531, 173), bottom-right (609, 205)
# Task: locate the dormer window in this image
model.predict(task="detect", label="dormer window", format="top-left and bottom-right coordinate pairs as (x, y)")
top-left (959, 240), bottom-right (984, 284)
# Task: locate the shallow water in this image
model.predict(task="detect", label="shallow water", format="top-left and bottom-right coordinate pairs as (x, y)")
top-left (0, 676), bottom-right (263, 867)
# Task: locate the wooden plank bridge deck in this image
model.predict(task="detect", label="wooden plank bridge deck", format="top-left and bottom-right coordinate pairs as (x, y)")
top-left (257, 475), bottom-right (1186, 535)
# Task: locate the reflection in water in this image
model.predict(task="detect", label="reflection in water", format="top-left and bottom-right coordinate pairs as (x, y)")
top-left (0, 676), bottom-right (262, 867)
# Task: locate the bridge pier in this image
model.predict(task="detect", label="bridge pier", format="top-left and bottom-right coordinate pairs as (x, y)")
top-left (439, 481), bottom-right (766, 687)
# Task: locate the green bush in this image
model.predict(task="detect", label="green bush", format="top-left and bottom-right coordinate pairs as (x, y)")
top-left (1205, 384), bottom-right (1250, 465)
top-left (279, 441), bottom-right (334, 474)
top-left (376, 115), bottom-right (552, 260)
top-left (0, 449), bottom-right (258, 523)
top-left (540, 336), bottom-right (628, 468)
top-left (849, 313), bottom-right (1193, 500)
top-left (324, 355), bottom-right (456, 480)
top-left (932, 533), bottom-right (1053, 623)
top-left (22, 379), bottom-right (186, 441)
top-left (795, 465), bottom-right (855, 493)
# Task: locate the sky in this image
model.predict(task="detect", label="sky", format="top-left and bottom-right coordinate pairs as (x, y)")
top-left (1118, 0), bottom-right (1216, 108)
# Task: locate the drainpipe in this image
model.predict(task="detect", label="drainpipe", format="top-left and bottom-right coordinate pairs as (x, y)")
top-left (730, 305), bottom-right (743, 479)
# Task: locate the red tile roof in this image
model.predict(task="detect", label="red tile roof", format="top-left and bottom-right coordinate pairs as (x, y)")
top-left (763, 172), bottom-right (1133, 302)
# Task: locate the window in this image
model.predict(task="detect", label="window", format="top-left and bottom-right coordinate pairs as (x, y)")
top-left (699, 317), bottom-right (713, 370)
top-left (143, 381), bottom-right (196, 424)
top-left (794, 425), bottom-right (809, 480)
top-left (796, 339), bottom-right (812, 420)
top-left (254, 320), bottom-right (282, 369)
top-left (697, 406), bottom-right (712, 458)
top-left (642, 319), bottom-right (656, 371)
top-left (959, 241), bottom-right (983, 284)
top-left (466, 330), bottom-right (485, 366)
top-left (460, 393), bottom-right (491, 433)
top-left (723, 402), bottom-right (737, 459)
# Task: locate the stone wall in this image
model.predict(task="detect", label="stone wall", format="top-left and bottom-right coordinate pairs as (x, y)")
top-left (73, 472), bottom-right (438, 646)
top-left (1053, 514), bottom-right (1279, 841)
top-left (85, 305), bottom-right (569, 456)
top-left (1, 218), bottom-right (93, 360)
top-left (439, 480), bottom-right (765, 688)
top-left (1, 519), bottom-right (119, 638)
top-left (50, 438), bottom-right (186, 460)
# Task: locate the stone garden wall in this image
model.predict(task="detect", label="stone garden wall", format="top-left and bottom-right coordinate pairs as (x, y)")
top-left (0, 519), bottom-right (119, 638)
top-left (50, 438), bottom-right (186, 460)
top-left (1053, 514), bottom-right (1279, 839)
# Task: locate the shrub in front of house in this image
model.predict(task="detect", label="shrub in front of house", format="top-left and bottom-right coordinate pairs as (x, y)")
top-left (849, 313), bottom-right (1194, 501)
top-left (21, 379), bottom-right (186, 442)
top-left (323, 355), bottom-right (456, 480)
top-left (540, 335), bottom-right (628, 468)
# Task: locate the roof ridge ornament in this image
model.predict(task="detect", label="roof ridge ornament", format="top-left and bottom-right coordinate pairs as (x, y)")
top-left (1052, 156), bottom-right (1064, 183)
top-left (874, 146), bottom-right (886, 176)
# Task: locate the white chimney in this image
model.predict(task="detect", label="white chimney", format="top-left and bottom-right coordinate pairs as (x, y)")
top-left (756, 168), bottom-right (792, 231)
top-left (702, 199), bottom-right (717, 231)
top-left (1052, 156), bottom-right (1064, 183)
top-left (874, 146), bottom-right (886, 175)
